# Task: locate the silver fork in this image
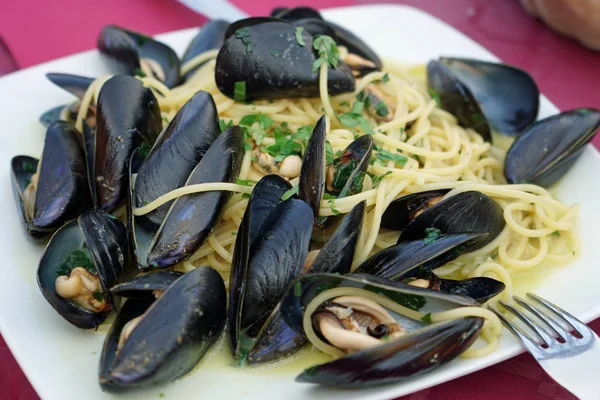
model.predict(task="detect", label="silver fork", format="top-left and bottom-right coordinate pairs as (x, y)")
top-left (493, 293), bottom-right (600, 400)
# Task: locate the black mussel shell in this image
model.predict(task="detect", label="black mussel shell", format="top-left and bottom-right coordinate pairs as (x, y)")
top-left (291, 18), bottom-right (336, 38)
top-left (228, 175), bottom-right (292, 355)
top-left (11, 121), bottom-right (91, 238)
top-left (505, 108), bottom-right (600, 187)
top-left (133, 91), bottom-right (220, 231)
top-left (355, 233), bottom-right (486, 279)
top-left (144, 126), bottom-right (244, 269)
top-left (271, 6), bottom-right (323, 21)
top-left (181, 20), bottom-right (230, 80)
top-left (296, 317), bottom-right (483, 387)
top-left (215, 19), bottom-right (355, 101)
top-left (247, 202), bottom-right (365, 364)
top-left (37, 209), bottom-right (127, 329)
top-left (380, 189), bottom-right (451, 230)
top-left (427, 60), bottom-right (491, 142)
top-left (103, 267), bottom-right (226, 390)
top-left (399, 191), bottom-right (505, 251)
top-left (438, 277), bottom-right (505, 303)
top-left (97, 25), bottom-right (181, 88)
top-left (92, 75), bottom-right (162, 212)
top-left (280, 273), bottom-right (478, 336)
top-left (299, 116), bottom-right (326, 219)
top-left (331, 135), bottom-right (373, 198)
top-left (40, 105), bottom-right (69, 127)
top-left (110, 271), bottom-right (183, 299)
top-left (46, 73), bottom-right (94, 99)
top-left (438, 57), bottom-right (539, 135)
top-left (230, 198), bottom-right (313, 357)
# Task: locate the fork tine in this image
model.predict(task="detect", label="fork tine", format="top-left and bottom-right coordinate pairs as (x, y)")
top-left (527, 293), bottom-right (592, 338)
top-left (513, 296), bottom-right (567, 342)
top-left (499, 300), bottom-right (549, 346)
top-left (492, 308), bottom-right (540, 349)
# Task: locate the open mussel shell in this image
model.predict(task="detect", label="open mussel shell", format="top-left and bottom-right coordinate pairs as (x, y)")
top-left (92, 75), bottom-right (162, 212)
top-left (100, 267), bottom-right (226, 391)
top-left (437, 277), bottom-right (505, 303)
top-left (133, 90), bottom-right (220, 231)
top-left (299, 116), bottom-right (327, 218)
top-left (97, 25), bottom-right (180, 88)
top-left (110, 271), bottom-right (183, 300)
top-left (140, 126), bottom-right (244, 269)
top-left (46, 73), bottom-right (94, 98)
top-left (427, 60), bottom-right (491, 142)
top-left (11, 121), bottom-right (91, 239)
top-left (380, 189), bottom-right (450, 230)
top-left (37, 209), bottom-right (127, 329)
top-left (399, 191), bottom-right (505, 251)
top-left (355, 233), bottom-right (486, 279)
top-left (215, 19), bottom-right (355, 101)
top-left (246, 201), bottom-right (365, 364)
top-left (296, 317), bottom-right (483, 387)
top-left (505, 108), bottom-right (600, 187)
top-left (435, 58), bottom-right (539, 135)
top-left (181, 20), bottom-right (230, 80)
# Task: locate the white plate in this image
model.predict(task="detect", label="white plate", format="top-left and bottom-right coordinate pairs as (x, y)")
top-left (1, 4), bottom-right (599, 400)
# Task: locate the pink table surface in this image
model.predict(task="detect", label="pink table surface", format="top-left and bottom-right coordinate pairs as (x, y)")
top-left (0, 1), bottom-right (599, 399)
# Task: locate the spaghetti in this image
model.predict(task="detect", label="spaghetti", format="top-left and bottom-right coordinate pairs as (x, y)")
top-left (76, 48), bottom-right (579, 358)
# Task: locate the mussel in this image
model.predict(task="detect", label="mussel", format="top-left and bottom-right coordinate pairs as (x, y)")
top-left (181, 20), bottom-right (230, 80)
top-left (11, 121), bottom-right (91, 239)
top-left (90, 75), bottom-right (162, 212)
top-left (129, 125), bottom-right (244, 270)
top-left (40, 73), bottom-right (94, 127)
top-left (133, 90), bottom-right (220, 231)
top-left (278, 274), bottom-right (483, 387)
top-left (427, 57), bottom-right (540, 141)
top-left (505, 108), bottom-right (600, 187)
top-left (380, 189), bottom-right (450, 230)
top-left (299, 116), bottom-right (327, 218)
top-left (246, 201), bottom-right (366, 364)
top-left (100, 267), bottom-right (226, 391)
top-left (97, 25), bottom-right (181, 88)
top-left (398, 191), bottom-right (505, 251)
top-left (215, 18), bottom-right (355, 101)
top-left (110, 271), bottom-right (182, 300)
top-left (37, 209), bottom-right (126, 329)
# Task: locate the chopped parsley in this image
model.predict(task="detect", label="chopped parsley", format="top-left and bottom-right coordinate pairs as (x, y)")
top-left (294, 281), bottom-right (302, 297)
top-left (295, 27), bottom-right (305, 46)
top-left (421, 312), bottom-right (433, 324)
top-left (138, 142), bottom-right (151, 158)
top-left (236, 178), bottom-right (257, 186)
top-left (234, 81), bottom-right (246, 102)
top-left (471, 112), bottom-right (486, 125)
top-left (92, 292), bottom-right (104, 302)
top-left (234, 28), bottom-right (253, 54)
top-left (329, 199), bottom-right (342, 215)
top-left (382, 73), bottom-right (390, 83)
top-left (269, 49), bottom-right (282, 58)
top-left (219, 119), bottom-right (233, 132)
top-left (264, 130), bottom-right (303, 162)
top-left (423, 227), bottom-right (442, 245)
top-left (427, 88), bottom-right (441, 107)
top-left (338, 100), bottom-right (373, 134)
top-left (22, 161), bottom-right (35, 173)
top-left (371, 171), bottom-right (393, 186)
top-left (281, 185), bottom-right (299, 201)
top-left (24, 177), bottom-right (31, 187)
top-left (133, 67), bottom-right (146, 78)
top-left (159, 394), bottom-right (166, 399)
top-left (312, 35), bottom-right (340, 73)
top-left (291, 125), bottom-right (314, 142)
top-left (322, 193), bottom-right (336, 201)
top-left (552, 231), bottom-right (561, 237)
top-left (339, 101), bottom-right (350, 107)
top-left (325, 141), bottom-right (334, 165)
top-left (56, 249), bottom-right (96, 277)
top-left (375, 101), bottom-right (389, 117)
top-left (242, 193), bottom-right (251, 199)
top-left (232, 231), bottom-right (238, 236)
top-left (374, 145), bottom-right (408, 166)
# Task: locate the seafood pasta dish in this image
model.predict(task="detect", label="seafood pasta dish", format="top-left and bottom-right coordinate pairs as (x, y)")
top-left (10, 5), bottom-right (600, 392)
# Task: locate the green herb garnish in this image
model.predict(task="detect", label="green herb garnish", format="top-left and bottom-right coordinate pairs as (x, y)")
top-left (374, 145), bottom-right (407, 166)
top-left (291, 125), bottom-right (313, 142)
top-left (133, 67), bottom-right (146, 78)
top-left (325, 141), bottom-right (334, 165)
top-left (219, 119), bottom-right (233, 132)
top-left (471, 112), bottom-right (486, 125)
top-left (22, 161), bottom-right (35, 173)
top-left (329, 200), bottom-right (342, 215)
top-left (234, 28), bottom-right (253, 54)
top-left (427, 88), bottom-right (441, 107)
top-left (421, 312), bottom-right (433, 324)
top-left (312, 35), bottom-right (340, 73)
top-left (423, 227), bottom-right (442, 245)
top-left (242, 193), bottom-right (251, 199)
top-left (138, 142), bottom-right (151, 158)
top-left (371, 171), bottom-right (393, 186)
top-left (281, 185), bottom-right (299, 201)
top-left (295, 27), bottom-right (305, 46)
top-left (92, 292), bottom-right (104, 302)
top-left (552, 231), bottom-right (561, 237)
top-left (56, 249), bottom-right (96, 277)
top-left (294, 282), bottom-right (302, 297)
top-left (338, 100), bottom-right (373, 134)
top-left (269, 49), bottom-right (282, 58)
top-left (234, 81), bottom-right (246, 102)
top-left (264, 129), bottom-right (303, 162)
top-left (375, 101), bottom-right (389, 117)
top-left (339, 101), bottom-right (350, 107)
top-left (382, 73), bottom-right (390, 83)
top-left (236, 178), bottom-right (257, 187)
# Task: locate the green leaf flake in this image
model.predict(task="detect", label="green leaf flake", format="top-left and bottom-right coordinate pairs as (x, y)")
top-left (421, 312), bottom-right (433, 324)
top-left (339, 101), bottom-right (350, 107)
top-left (219, 119), bottom-right (233, 132)
top-left (322, 193), bottom-right (336, 200)
top-left (427, 88), bottom-right (441, 107)
top-left (138, 142), bottom-right (151, 159)
top-left (374, 145), bottom-right (408, 166)
top-left (294, 281), bottom-right (302, 297)
top-left (281, 185), bottom-right (299, 201)
top-left (371, 171), bottom-right (393, 186)
top-left (471, 112), bottom-right (486, 125)
top-left (22, 161), bottom-right (35, 173)
top-left (382, 73), bottom-right (390, 83)
top-left (269, 49), bottom-right (282, 58)
top-left (56, 249), bottom-right (96, 277)
top-left (236, 178), bottom-right (257, 187)
top-left (133, 67), bottom-right (146, 78)
top-left (234, 81), bottom-right (246, 102)
top-left (295, 27), bottom-right (305, 46)
top-left (552, 231), bottom-right (561, 237)
top-left (325, 141), bottom-right (334, 165)
top-left (375, 101), bottom-right (389, 117)
top-left (92, 292), bottom-right (104, 302)
top-left (234, 28), bottom-right (253, 54)
top-left (242, 193), bottom-right (251, 199)
top-left (312, 35), bottom-right (339, 72)
top-left (423, 227), bottom-right (442, 245)
top-left (329, 199), bottom-right (341, 215)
